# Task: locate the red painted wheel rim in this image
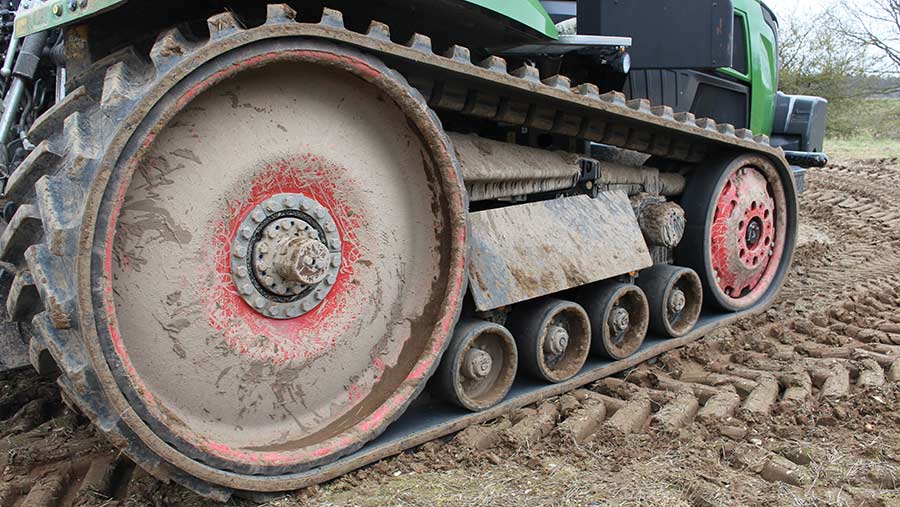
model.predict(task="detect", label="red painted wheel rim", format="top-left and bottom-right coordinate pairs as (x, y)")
top-left (709, 163), bottom-right (786, 308)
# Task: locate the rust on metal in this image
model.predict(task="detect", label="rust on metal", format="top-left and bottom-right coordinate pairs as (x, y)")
top-left (468, 192), bottom-right (652, 311)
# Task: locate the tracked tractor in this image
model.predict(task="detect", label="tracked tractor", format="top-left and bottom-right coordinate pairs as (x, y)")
top-left (0, 0), bottom-right (827, 499)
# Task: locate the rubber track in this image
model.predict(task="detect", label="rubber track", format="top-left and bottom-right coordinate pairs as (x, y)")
top-left (0, 4), bottom-right (795, 499)
top-left (0, 161), bottom-right (896, 503)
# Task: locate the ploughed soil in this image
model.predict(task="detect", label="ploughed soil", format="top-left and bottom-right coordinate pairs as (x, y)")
top-left (2, 157), bottom-right (900, 507)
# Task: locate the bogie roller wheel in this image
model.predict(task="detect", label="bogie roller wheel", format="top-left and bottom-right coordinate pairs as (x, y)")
top-left (678, 153), bottom-right (797, 311)
top-left (580, 283), bottom-right (650, 360)
top-left (433, 320), bottom-right (518, 412)
top-left (10, 12), bottom-right (467, 496)
top-left (637, 265), bottom-right (703, 338)
top-left (508, 299), bottom-right (591, 383)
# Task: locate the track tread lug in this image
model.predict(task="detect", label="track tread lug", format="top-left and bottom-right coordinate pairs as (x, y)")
top-left (100, 61), bottom-right (147, 117)
top-left (542, 74), bottom-right (571, 90)
top-left (477, 55), bottom-right (507, 73)
top-left (27, 86), bottom-right (93, 144)
top-left (149, 28), bottom-right (194, 68)
top-left (405, 33), bottom-right (433, 53)
top-left (442, 44), bottom-right (471, 63)
top-left (717, 123), bottom-right (736, 137)
top-left (319, 8), bottom-right (345, 29)
top-left (207, 11), bottom-right (244, 38)
top-left (62, 110), bottom-right (100, 160)
top-left (4, 140), bottom-right (63, 201)
top-left (265, 3), bottom-right (297, 24)
top-left (35, 174), bottom-right (85, 257)
top-left (6, 269), bottom-right (40, 321)
top-left (0, 203), bottom-right (42, 264)
top-left (573, 83), bottom-right (600, 99)
top-left (599, 91), bottom-right (627, 106)
top-left (511, 64), bottom-right (541, 83)
top-left (25, 245), bottom-right (76, 329)
top-left (365, 20), bottom-right (391, 40)
top-left (626, 98), bottom-right (652, 113)
top-left (695, 117), bottom-right (717, 131)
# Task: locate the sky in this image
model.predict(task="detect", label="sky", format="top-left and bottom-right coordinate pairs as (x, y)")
top-left (763, 0), bottom-right (828, 20)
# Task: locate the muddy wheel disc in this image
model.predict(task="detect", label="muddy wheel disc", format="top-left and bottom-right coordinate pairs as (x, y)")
top-left (678, 154), bottom-right (794, 311)
top-left (94, 42), bottom-right (466, 475)
top-left (637, 265), bottom-right (703, 338)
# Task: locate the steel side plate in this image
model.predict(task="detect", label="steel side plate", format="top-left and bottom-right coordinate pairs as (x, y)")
top-left (468, 192), bottom-right (653, 311)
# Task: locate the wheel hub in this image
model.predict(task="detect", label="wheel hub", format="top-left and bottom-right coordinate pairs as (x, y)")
top-left (608, 307), bottom-right (631, 335)
top-left (231, 193), bottom-right (341, 319)
top-left (710, 166), bottom-right (777, 299)
top-left (544, 325), bottom-right (570, 356)
top-left (668, 289), bottom-right (687, 314)
top-left (463, 348), bottom-right (494, 380)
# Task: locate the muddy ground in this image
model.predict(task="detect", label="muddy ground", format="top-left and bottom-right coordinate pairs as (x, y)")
top-left (2, 157), bottom-right (900, 506)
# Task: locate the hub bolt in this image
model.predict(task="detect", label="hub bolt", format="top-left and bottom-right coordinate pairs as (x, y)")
top-left (544, 325), bottom-right (569, 356)
top-left (608, 307), bottom-right (631, 335)
top-left (669, 289), bottom-right (687, 314)
top-left (463, 348), bottom-right (493, 379)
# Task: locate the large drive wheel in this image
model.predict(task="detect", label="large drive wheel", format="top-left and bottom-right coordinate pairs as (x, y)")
top-left (11, 12), bottom-right (467, 494)
top-left (678, 154), bottom-right (797, 311)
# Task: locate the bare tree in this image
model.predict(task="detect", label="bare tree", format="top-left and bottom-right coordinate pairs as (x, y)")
top-left (832, 0), bottom-right (900, 75)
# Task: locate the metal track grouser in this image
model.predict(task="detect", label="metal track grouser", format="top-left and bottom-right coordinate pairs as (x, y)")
top-left (0, 0), bottom-right (828, 499)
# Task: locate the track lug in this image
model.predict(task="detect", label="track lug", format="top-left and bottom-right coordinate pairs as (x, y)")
top-left (6, 270), bottom-right (40, 321)
top-left (573, 83), bottom-right (600, 99)
top-left (25, 245), bottom-right (76, 329)
top-left (32, 312), bottom-right (85, 385)
top-left (365, 20), bottom-right (391, 41)
top-left (0, 204), bottom-right (42, 264)
top-left (405, 33), bottom-right (433, 53)
top-left (207, 12), bottom-right (244, 39)
top-left (627, 98), bottom-right (652, 113)
top-left (149, 29), bottom-right (193, 69)
top-left (62, 111), bottom-right (100, 160)
top-left (4, 141), bottom-right (63, 201)
top-left (35, 175), bottom-right (84, 256)
top-left (27, 86), bottom-right (92, 144)
top-left (735, 128), bottom-right (754, 140)
top-left (478, 55), bottom-right (507, 73)
top-left (754, 134), bottom-right (771, 145)
top-left (28, 326), bottom-right (57, 375)
top-left (599, 91), bottom-right (627, 106)
top-left (717, 123), bottom-right (736, 137)
top-left (512, 64), bottom-right (541, 83)
top-left (695, 117), bottom-right (718, 131)
top-left (542, 75), bottom-right (571, 90)
top-left (673, 111), bottom-right (696, 124)
top-left (651, 105), bottom-right (675, 119)
top-left (100, 62), bottom-right (145, 117)
top-left (442, 45), bottom-right (471, 63)
top-left (265, 4), bottom-right (297, 24)
top-left (319, 8), bottom-right (345, 29)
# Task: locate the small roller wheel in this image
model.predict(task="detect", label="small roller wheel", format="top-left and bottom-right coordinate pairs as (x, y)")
top-left (581, 283), bottom-right (650, 360)
top-left (434, 320), bottom-right (518, 412)
top-left (678, 153), bottom-right (796, 311)
top-left (637, 265), bottom-right (703, 338)
top-left (508, 299), bottom-right (591, 383)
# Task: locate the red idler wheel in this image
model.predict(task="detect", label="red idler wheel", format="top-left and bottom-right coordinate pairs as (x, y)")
top-left (678, 153), bottom-right (797, 311)
top-left (579, 283), bottom-right (649, 360)
top-left (433, 320), bottom-right (518, 412)
top-left (636, 265), bottom-right (703, 338)
top-left (507, 299), bottom-right (591, 383)
top-left (90, 41), bottom-right (467, 478)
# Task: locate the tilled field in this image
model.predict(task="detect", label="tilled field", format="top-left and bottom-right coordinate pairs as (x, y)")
top-left (2, 157), bottom-right (900, 507)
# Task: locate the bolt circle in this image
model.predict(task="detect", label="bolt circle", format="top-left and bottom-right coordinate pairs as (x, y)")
top-left (230, 193), bottom-right (342, 319)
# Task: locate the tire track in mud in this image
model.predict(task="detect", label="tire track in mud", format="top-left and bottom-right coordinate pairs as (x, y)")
top-left (1, 160), bottom-right (899, 506)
